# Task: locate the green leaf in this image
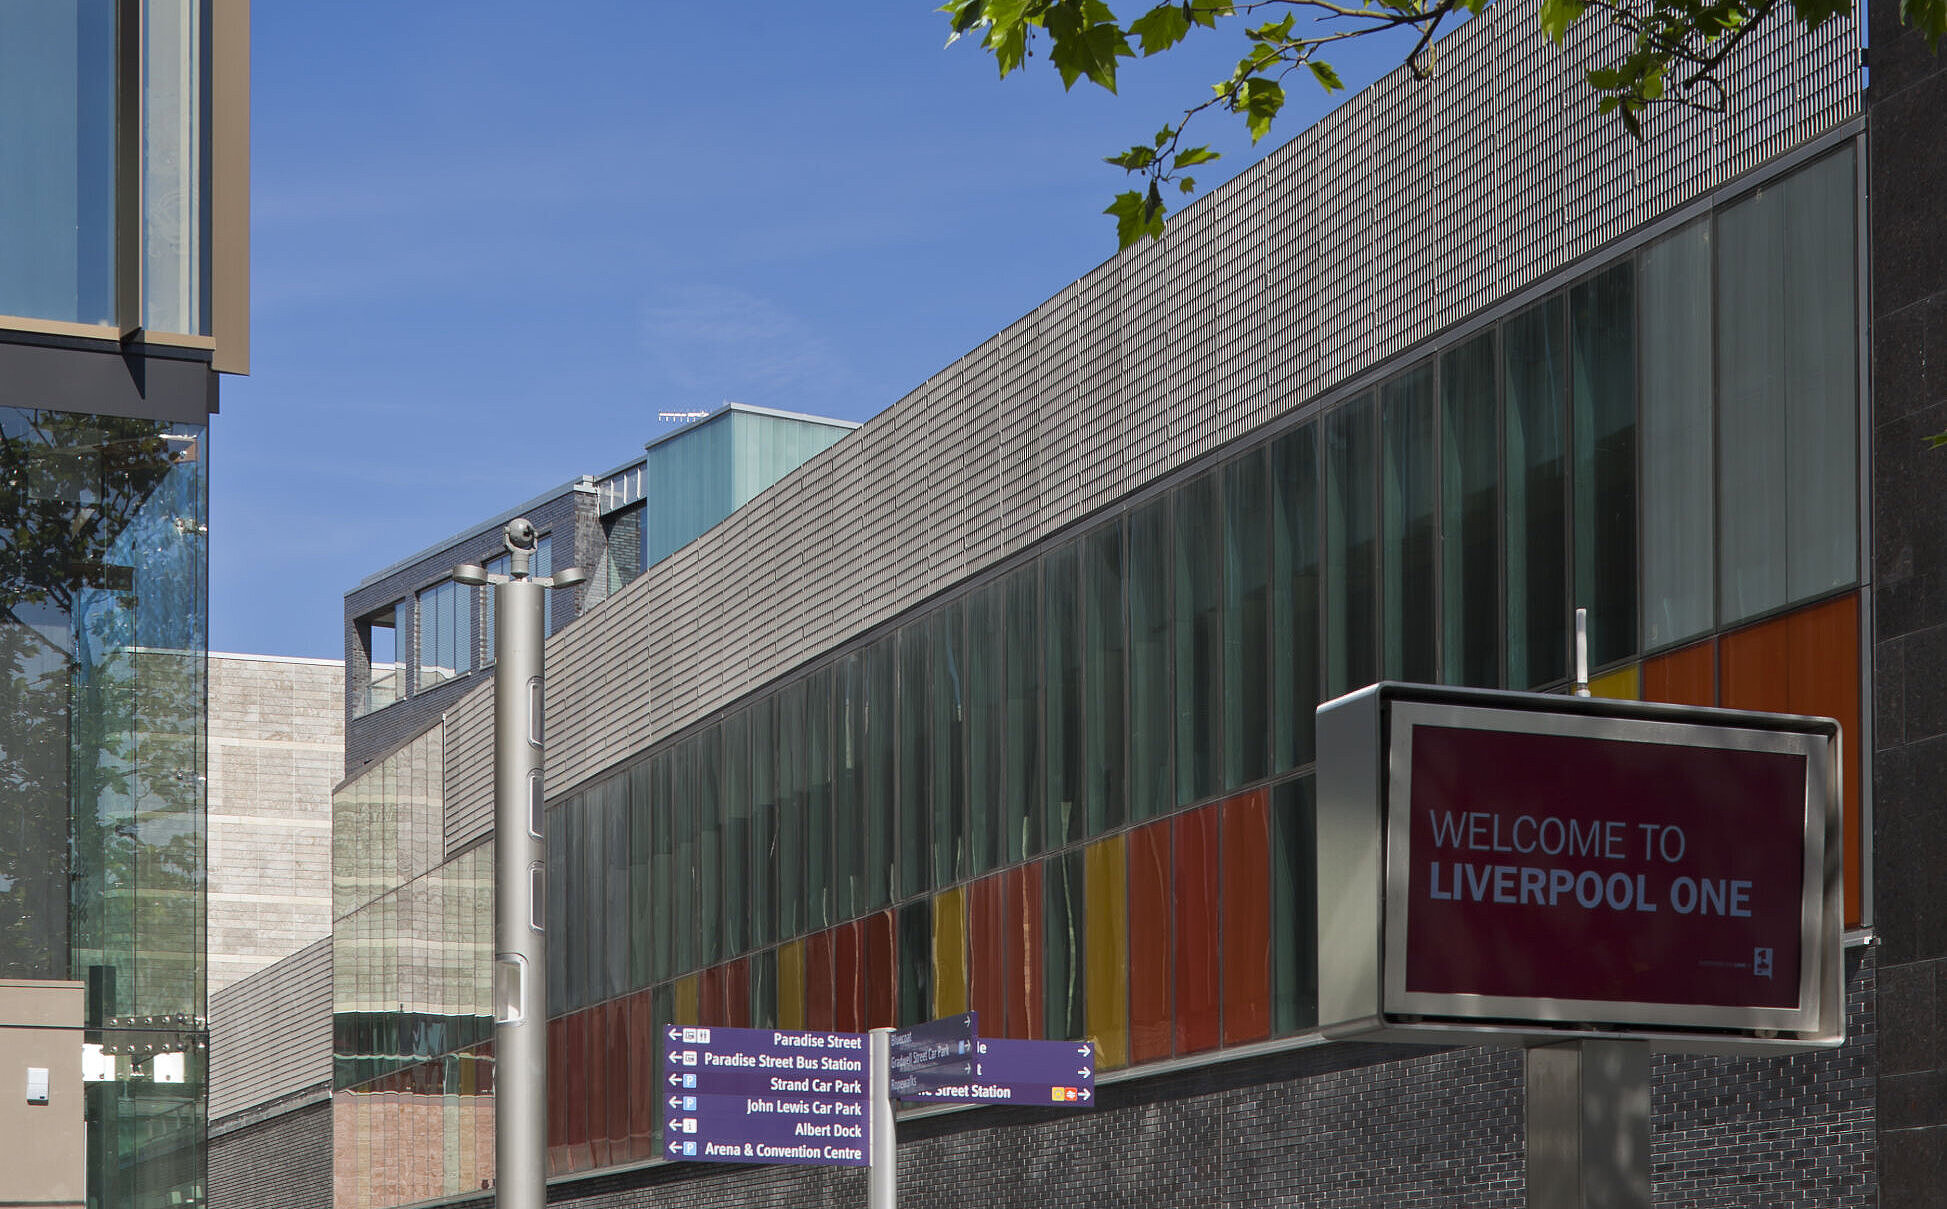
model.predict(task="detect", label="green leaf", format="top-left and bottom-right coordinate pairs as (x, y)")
top-left (1105, 189), bottom-right (1157, 248)
top-left (1906, 0), bottom-right (1947, 46)
top-left (1236, 76), bottom-right (1285, 141)
top-left (1308, 59), bottom-right (1344, 92)
top-left (1170, 144), bottom-right (1220, 169)
top-left (1178, 176), bottom-right (1198, 193)
top-left (1105, 145), bottom-right (1157, 170)
top-left (1130, 4), bottom-right (1193, 54)
top-left (1538, 0), bottom-right (1588, 42)
top-left (1046, 0), bottom-right (1135, 90)
top-left (1926, 428), bottom-right (1947, 449)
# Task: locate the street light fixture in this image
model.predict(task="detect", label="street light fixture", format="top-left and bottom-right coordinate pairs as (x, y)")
top-left (455, 519), bottom-right (584, 1209)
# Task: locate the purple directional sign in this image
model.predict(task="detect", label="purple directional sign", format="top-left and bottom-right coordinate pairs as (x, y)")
top-left (659, 1025), bottom-right (871, 1167)
top-left (886, 1011), bottom-right (977, 1096)
top-left (897, 1037), bottom-right (1096, 1107)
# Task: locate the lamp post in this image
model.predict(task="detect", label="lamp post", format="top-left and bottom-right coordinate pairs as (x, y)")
top-left (454, 519), bottom-right (586, 1209)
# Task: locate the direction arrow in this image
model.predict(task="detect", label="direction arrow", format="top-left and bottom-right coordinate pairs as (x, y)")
top-left (896, 1079), bottom-right (1095, 1106)
top-left (661, 1091), bottom-right (870, 1167)
top-left (655, 1024), bottom-right (875, 1168)
top-left (968, 1037), bottom-right (1097, 1087)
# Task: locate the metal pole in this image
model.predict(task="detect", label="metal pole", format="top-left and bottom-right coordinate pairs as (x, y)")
top-left (1573, 607), bottom-right (1592, 697)
top-left (1526, 1040), bottom-right (1650, 1209)
top-left (492, 561), bottom-right (547, 1209)
top-left (868, 1027), bottom-right (896, 1209)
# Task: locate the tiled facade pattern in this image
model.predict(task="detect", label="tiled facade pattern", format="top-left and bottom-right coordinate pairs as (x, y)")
top-left (1866, 5), bottom-right (1947, 1204)
top-left (429, 0), bottom-right (1862, 847)
top-left (209, 938), bottom-right (333, 1120)
top-left (208, 653), bottom-right (343, 995)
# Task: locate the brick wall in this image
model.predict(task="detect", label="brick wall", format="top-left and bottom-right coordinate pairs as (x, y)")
top-left (209, 1097), bottom-right (334, 1209)
top-left (1867, 5), bottom-right (1947, 1202)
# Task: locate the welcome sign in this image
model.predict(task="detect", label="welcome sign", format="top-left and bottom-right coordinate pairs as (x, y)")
top-left (1317, 684), bottom-right (1843, 1050)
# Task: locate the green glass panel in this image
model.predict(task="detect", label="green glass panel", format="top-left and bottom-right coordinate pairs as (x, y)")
top-left (1325, 397), bottom-right (1377, 697)
top-left (1004, 563), bottom-right (1042, 860)
top-left (1082, 520), bottom-right (1126, 834)
top-left (1270, 423), bottom-right (1320, 772)
top-left (1504, 297), bottom-right (1569, 688)
top-left (1223, 450), bottom-right (1270, 788)
top-left (805, 668), bottom-right (834, 930)
top-left (1441, 333), bottom-right (1501, 687)
top-left (896, 622), bottom-right (931, 899)
top-left (1042, 542), bottom-right (1085, 849)
top-left (1127, 496), bottom-right (1173, 821)
top-left (929, 604), bottom-right (967, 886)
top-left (1382, 364), bottom-right (1438, 683)
top-left (966, 582), bottom-right (1003, 876)
top-left (1174, 474), bottom-right (1223, 806)
top-left (1270, 777), bottom-right (1318, 1033)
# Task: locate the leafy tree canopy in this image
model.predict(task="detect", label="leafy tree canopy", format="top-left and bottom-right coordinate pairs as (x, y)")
top-left (939, 0), bottom-right (1944, 248)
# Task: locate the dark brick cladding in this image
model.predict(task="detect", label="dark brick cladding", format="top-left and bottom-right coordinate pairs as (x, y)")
top-left (479, 948), bottom-right (1874, 1209)
top-left (1869, 6), bottom-right (1947, 1204)
top-left (209, 1100), bottom-right (333, 1209)
top-left (343, 486), bottom-right (598, 775)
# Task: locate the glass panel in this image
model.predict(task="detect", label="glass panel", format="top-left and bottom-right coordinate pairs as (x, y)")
top-left (1382, 365), bottom-right (1438, 683)
top-left (628, 765), bottom-right (652, 988)
top-left (695, 726), bottom-right (723, 967)
top-left (929, 604), bottom-right (967, 886)
top-left (0, 1), bottom-right (115, 324)
top-left (896, 898), bottom-right (933, 1027)
top-left (775, 680), bottom-right (805, 940)
top-left (834, 654), bottom-right (863, 921)
top-left (1640, 220), bottom-right (1715, 647)
top-left (1718, 149), bottom-right (1859, 621)
top-left (1325, 396), bottom-right (1378, 697)
top-left (720, 710), bottom-right (750, 960)
top-left (1504, 297), bottom-right (1569, 688)
top-left (1173, 474), bottom-right (1224, 806)
top-left (1126, 820), bottom-right (1172, 1063)
top-left (1082, 520), bottom-right (1126, 834)
top-left (1173, 806), bottom-right (1221, 1055)
top-left (1043, 543), bottom-right (1085, 848)
top-left (1004, 563), bottom-right (1042, 860)
top-left (966, 584), bottom-right (1003, 876)
top-left (1223, 452), bottom-right (1270, 789)
top-left (805, 669), bottom-right (834, 930)
top-left (751, 691), bottom-right (777, 945)
top-left (143, 0), bottom-right (210, 334)
top-left (896, 622), bottom-right (931, 899)
top-left (1042, 850), bottom-right (1086, 1041)
top-left (1441, 333), bottom-right (1501, 687)
top-left (1081, 834), bottom-right (1128, 1070)
top-left (1127, 496), bottom-right (1173, 821)
top-left (1220, 791), bottom-right (1272, 1045)
top-left (862, 635), bottom-right (896, 910)
top-left (1571, 262), bottom-right (1639, 667)
top-left (1270, 423), bottom-right (1320, 771)
top-left (673, 742), bottom-right (698, 976)
top-left (1270, 776), bottom-right (1317, 1033)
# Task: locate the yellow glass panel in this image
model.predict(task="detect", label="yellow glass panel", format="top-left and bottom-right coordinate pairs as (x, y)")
top-left (1083, 835), bottom-right (1129, 1070)
top-left (776, 941), bottom-right (806, 1031)
top-left (932, 886), bottom-right (969, 1017)
top-left (1590, 664), bottom-right (1639, 700)
top-left (673, 974), bottom-right (700, 1026)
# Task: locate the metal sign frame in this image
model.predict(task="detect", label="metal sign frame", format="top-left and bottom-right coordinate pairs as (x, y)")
top-left (1317, 682), bottom-right (1845, 1052)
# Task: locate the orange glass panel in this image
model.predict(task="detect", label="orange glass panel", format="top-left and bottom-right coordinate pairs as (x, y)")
top-left (1221, 790), bottom-right (1272, 1045)
top-left (864, 909), bottom-right (898, 1029)
top-left (932, 886), bottom-right (969, 1017)
top-left (1642, 639), bottom-right (1715, 706)
top-left (1004, 863), bottom-right (1044, 1039)
top-left (834, 921), bottom-right (864, 1034)
top-left (1127, 818), bottom-right (1173, 1063)
top-left (775, 943), bottom-right (805, 1031)
top-left (805, 929), bottom-right (835, 1031)
top-left (1083, 835), bottom-right (1129, 1070)
top-left (1174, 805), bottom-right (1221, 1055)
top-left (969, 873), bottom-right (1005, 1035)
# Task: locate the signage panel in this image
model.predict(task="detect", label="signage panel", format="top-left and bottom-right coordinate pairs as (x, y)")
top-left (659, 1025), bottom-right (870, 1167)
top-left (1316, 683), bottom-right (1844, 1051)
top-left (897, 1036), bottom-right (1095, 1106)
top-left (886, 1011), bottom-right (976, 1096)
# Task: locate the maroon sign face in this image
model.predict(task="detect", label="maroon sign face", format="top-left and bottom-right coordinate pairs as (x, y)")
top-left (1399, 723), bottom-right (1808, 1014)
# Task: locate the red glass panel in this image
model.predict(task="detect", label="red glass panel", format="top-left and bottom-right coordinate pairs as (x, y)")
top-left (1127, 819), bottom-right (1173, 1063)
top-left (834, 920), bottom-right (864, 1034)
top-left (606, 998), bottom-right (629, 1168)
top-left (584, 1006), bottom-right (610, 1169)
top-left (968, 873), bottom-right (1006, 1035)
top-left (724, 958), bottom-right (752, 1030)
top-left (627, 991), bottom-right (656, 1162)
top-left (864, 910), bottom-right (898, 1029)
top-left (1642, 638), bottom-right (1716, 706)
top-left (563, 1013), bottom-right (591, 1172)
top-left (805, 928), bottom-right (836, 1031)
top-left (546, 1016), bottom-right (568, 1174)
top-left (1221, 790), bottom-right (1273, 1045)
top-left (1174, 805), bottom-right (1221, 1055)
top-left (1004, 863), bottom-right (1044, 1039)
top-left (697, 965), bottom-right (725, 1027)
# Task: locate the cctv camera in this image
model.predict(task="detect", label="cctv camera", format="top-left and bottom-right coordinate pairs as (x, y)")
top-left (504, 518), bottom-right (538, 553)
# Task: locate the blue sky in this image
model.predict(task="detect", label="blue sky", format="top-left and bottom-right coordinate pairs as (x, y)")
top-left (214, 3), bottom-right (1420, 658)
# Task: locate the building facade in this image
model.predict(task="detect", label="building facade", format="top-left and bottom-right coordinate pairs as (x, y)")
top-left (0, 3), bottom-right (250, 1209)
top-left (218, 1), bottom-right (1947, 1206)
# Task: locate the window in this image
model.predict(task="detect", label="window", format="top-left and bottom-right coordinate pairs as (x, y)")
top-left (356, 602), bottom-right (407, 716)
top-left (417, 579), bottom-right (473, 688)
top-left (1504, 298), bottom-right (1569, 688)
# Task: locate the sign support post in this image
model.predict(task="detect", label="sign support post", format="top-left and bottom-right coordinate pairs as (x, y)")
top-left (1526, 1039), bottom-right (1649, 1209)
top-left (869, 1027), bottom-right (896, 1209)
top-left (454, 522), bottom-right (585, 1209)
